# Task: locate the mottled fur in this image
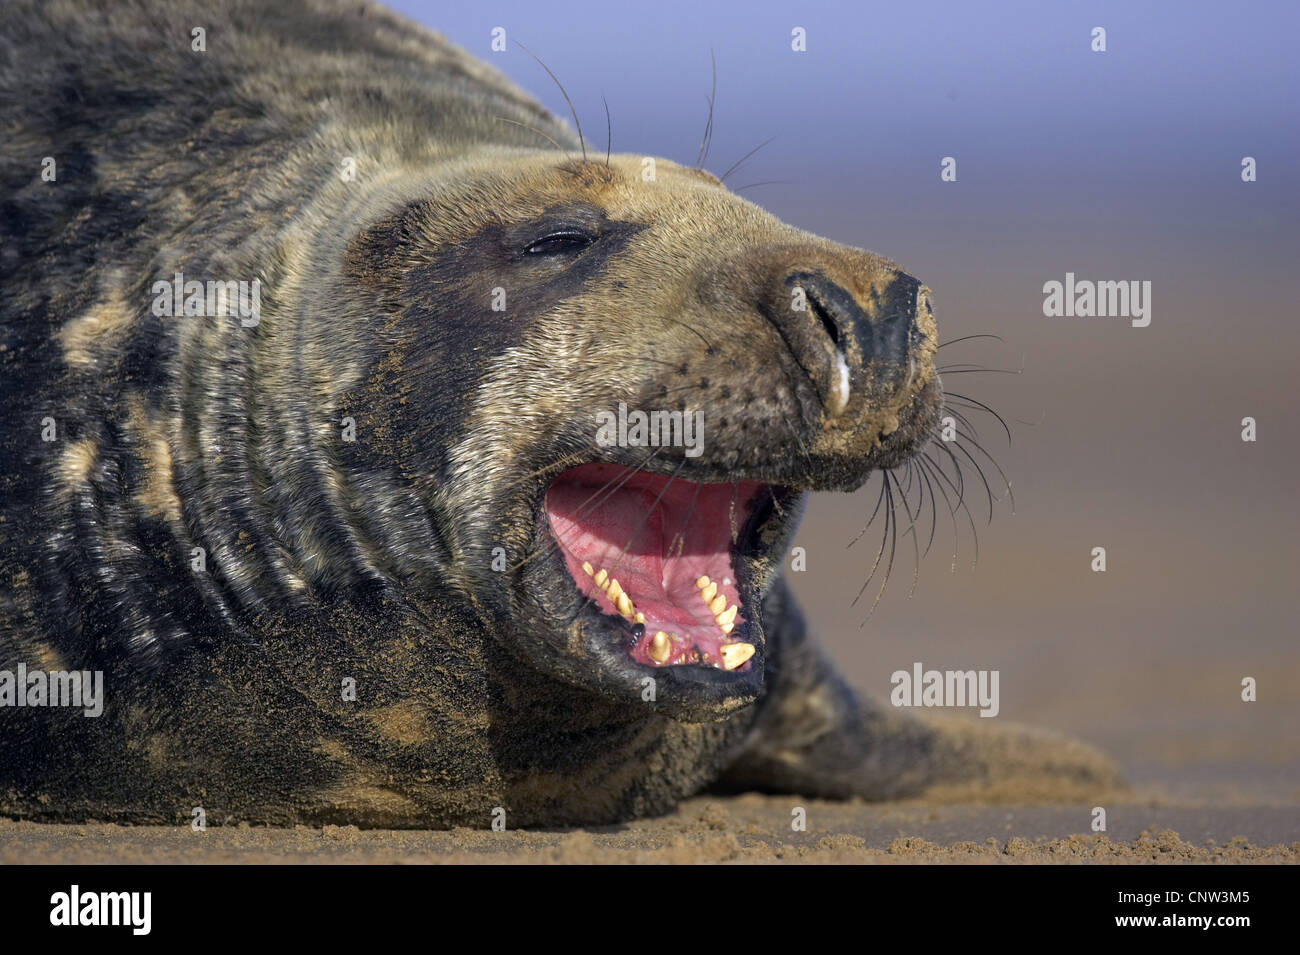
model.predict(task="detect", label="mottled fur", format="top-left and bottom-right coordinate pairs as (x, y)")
top-left (0, 0), bottom-right (1116, 826)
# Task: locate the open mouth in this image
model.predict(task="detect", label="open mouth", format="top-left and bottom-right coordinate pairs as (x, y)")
top-left (545, 463), bottom-right (772, 672)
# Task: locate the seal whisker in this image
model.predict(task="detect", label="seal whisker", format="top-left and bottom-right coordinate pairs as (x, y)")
top-left (496, 449), bottom-right (590, 494)
top-left (918, 453), bottom-right (963, 572)
top-left (767, 485), bottom-right (786, 519)
top-left (554, 452), bottom-right (676, 630)
top-left (774, 406), bottom-right (815, 469)
top-left (718, 135), bottom-right (776, 185)
top-left (940, 405), bottom-right (982, 442)
top-left (493, 117), bottom-right (568, 154)
top-left (637, 356), bottom-right (687, 369)
top-left (850, 472), bottom-right (891, 607)
top-left (667, 476), bottom-right (705, 560)
top-left (921, 449), bottom-right (980, 570)
top-left (606, 459), bottom-right (685, 579)
top-left (950, 440), bottom-right (994, 524)
top-left (602, 95), bottom-right (612, 169)
top-left (732, 180), bottom-right (791, 193)
top-left (662, 315), bottom-right (717, 351)
top-left (937, 333), bottom-right (1005, 349)
top-left (900, 455), bottom-right (917, 498)
top-left (728, 478), bottom-right (740, 546)
top-left (517, 41), bottom-right (587, 162)
top-left (888, 467), bottom-right (922, 599)
top-left (932, 432), bottom-right (968, 508)
top-left (847, 470), bottom-right (888, 549)
top-left (567, 447), bottom-right (665, 519)
top-left (942, 399), bottom-right (1005, 440)
top-left (956, 433), bottom-right (993, 519)
top-left (914, 455), bottom-right (941, 558)
top-left (943, 389), bottom-right (1013, 445)
top-left (696, 50), bottom-right (717, 169)
top-left (657, 384), bottom-right (706, 399)
top-left (950, 429), bottom-right (1016, 514)
top-left (507, 537), bottom-right (574, 575)
top-left (919, 454), bottom-right (959, 561)
top-left (903, 458), bottom-right (920, 522)
top-left (509, 448), bottom-right (663, 573)
top-left (857, 474), bottom-right (900, 623)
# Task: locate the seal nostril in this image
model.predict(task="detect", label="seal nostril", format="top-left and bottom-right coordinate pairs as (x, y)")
top-left (806, 290), bottom-right (852, 414)
top-left (807, 294), bottom-right (841, 350)
top-left (780, 271), bottom-right (863, 418)
top-left (789, 272), bottom-right (864, 358)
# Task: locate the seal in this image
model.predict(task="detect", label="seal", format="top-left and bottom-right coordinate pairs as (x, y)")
top-left (0, 0), bottom-right (1117, 826)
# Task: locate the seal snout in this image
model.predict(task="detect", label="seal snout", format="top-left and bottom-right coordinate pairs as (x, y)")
top-left (770, 269), bottom-right (926, 421)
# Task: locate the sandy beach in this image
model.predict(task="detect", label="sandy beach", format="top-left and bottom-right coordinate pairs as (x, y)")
top-left (1, 792), bottom-right (1294, 864)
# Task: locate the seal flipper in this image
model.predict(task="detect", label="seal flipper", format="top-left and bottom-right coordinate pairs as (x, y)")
top-left (713, 578), bottom-right (1122, 801)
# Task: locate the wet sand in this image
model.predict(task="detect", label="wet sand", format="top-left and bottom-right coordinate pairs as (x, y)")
top-left (2, 794), bottom-right (1294, 864)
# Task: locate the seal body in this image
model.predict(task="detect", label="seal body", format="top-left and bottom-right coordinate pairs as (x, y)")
top-left (0, 0), bottom-right (1115, 826)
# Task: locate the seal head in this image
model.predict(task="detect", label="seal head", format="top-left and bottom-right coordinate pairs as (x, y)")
top-left (346, 155), bottom-right (941, 722)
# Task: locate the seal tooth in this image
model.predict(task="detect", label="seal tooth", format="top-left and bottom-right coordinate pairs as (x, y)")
top-left (594, 569), bottom-right (608, 588)
top-left (708, 594), bottom-right (726, 615)
top-left (716, 605), bottom-right (738, 628)
top-left (700, 581), bottom-right (718, 604)
top-left (719, 643), bottom-right (755, 670)
top-left (695, 575), bottom-right (711, 589)
top-left (633, 611), bottom-right (646, 624)
top-left (649, 631), bottom-right (671, 664)
top-left (719, 621), bottom-right (735, 635)
top-left (615, 592), bottom-right (633, 617)
top-left (581, 561), bottom-right (594, 576)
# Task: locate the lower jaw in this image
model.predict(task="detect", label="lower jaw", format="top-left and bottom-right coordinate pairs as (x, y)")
top-left (511, 571), bottom-right (768, 722)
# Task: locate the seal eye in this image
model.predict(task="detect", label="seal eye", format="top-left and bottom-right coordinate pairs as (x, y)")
top-left (523, 230), bottom-right (594, 257)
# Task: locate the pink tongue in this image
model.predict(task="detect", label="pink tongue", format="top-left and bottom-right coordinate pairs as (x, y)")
top-left (545, 470), bottom-right (692, 627)
top-left (544, 464), bottom-right (762, 641)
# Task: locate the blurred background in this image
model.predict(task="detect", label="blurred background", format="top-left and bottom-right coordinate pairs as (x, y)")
top-left (393, 0), bottom-right (1299, 800)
